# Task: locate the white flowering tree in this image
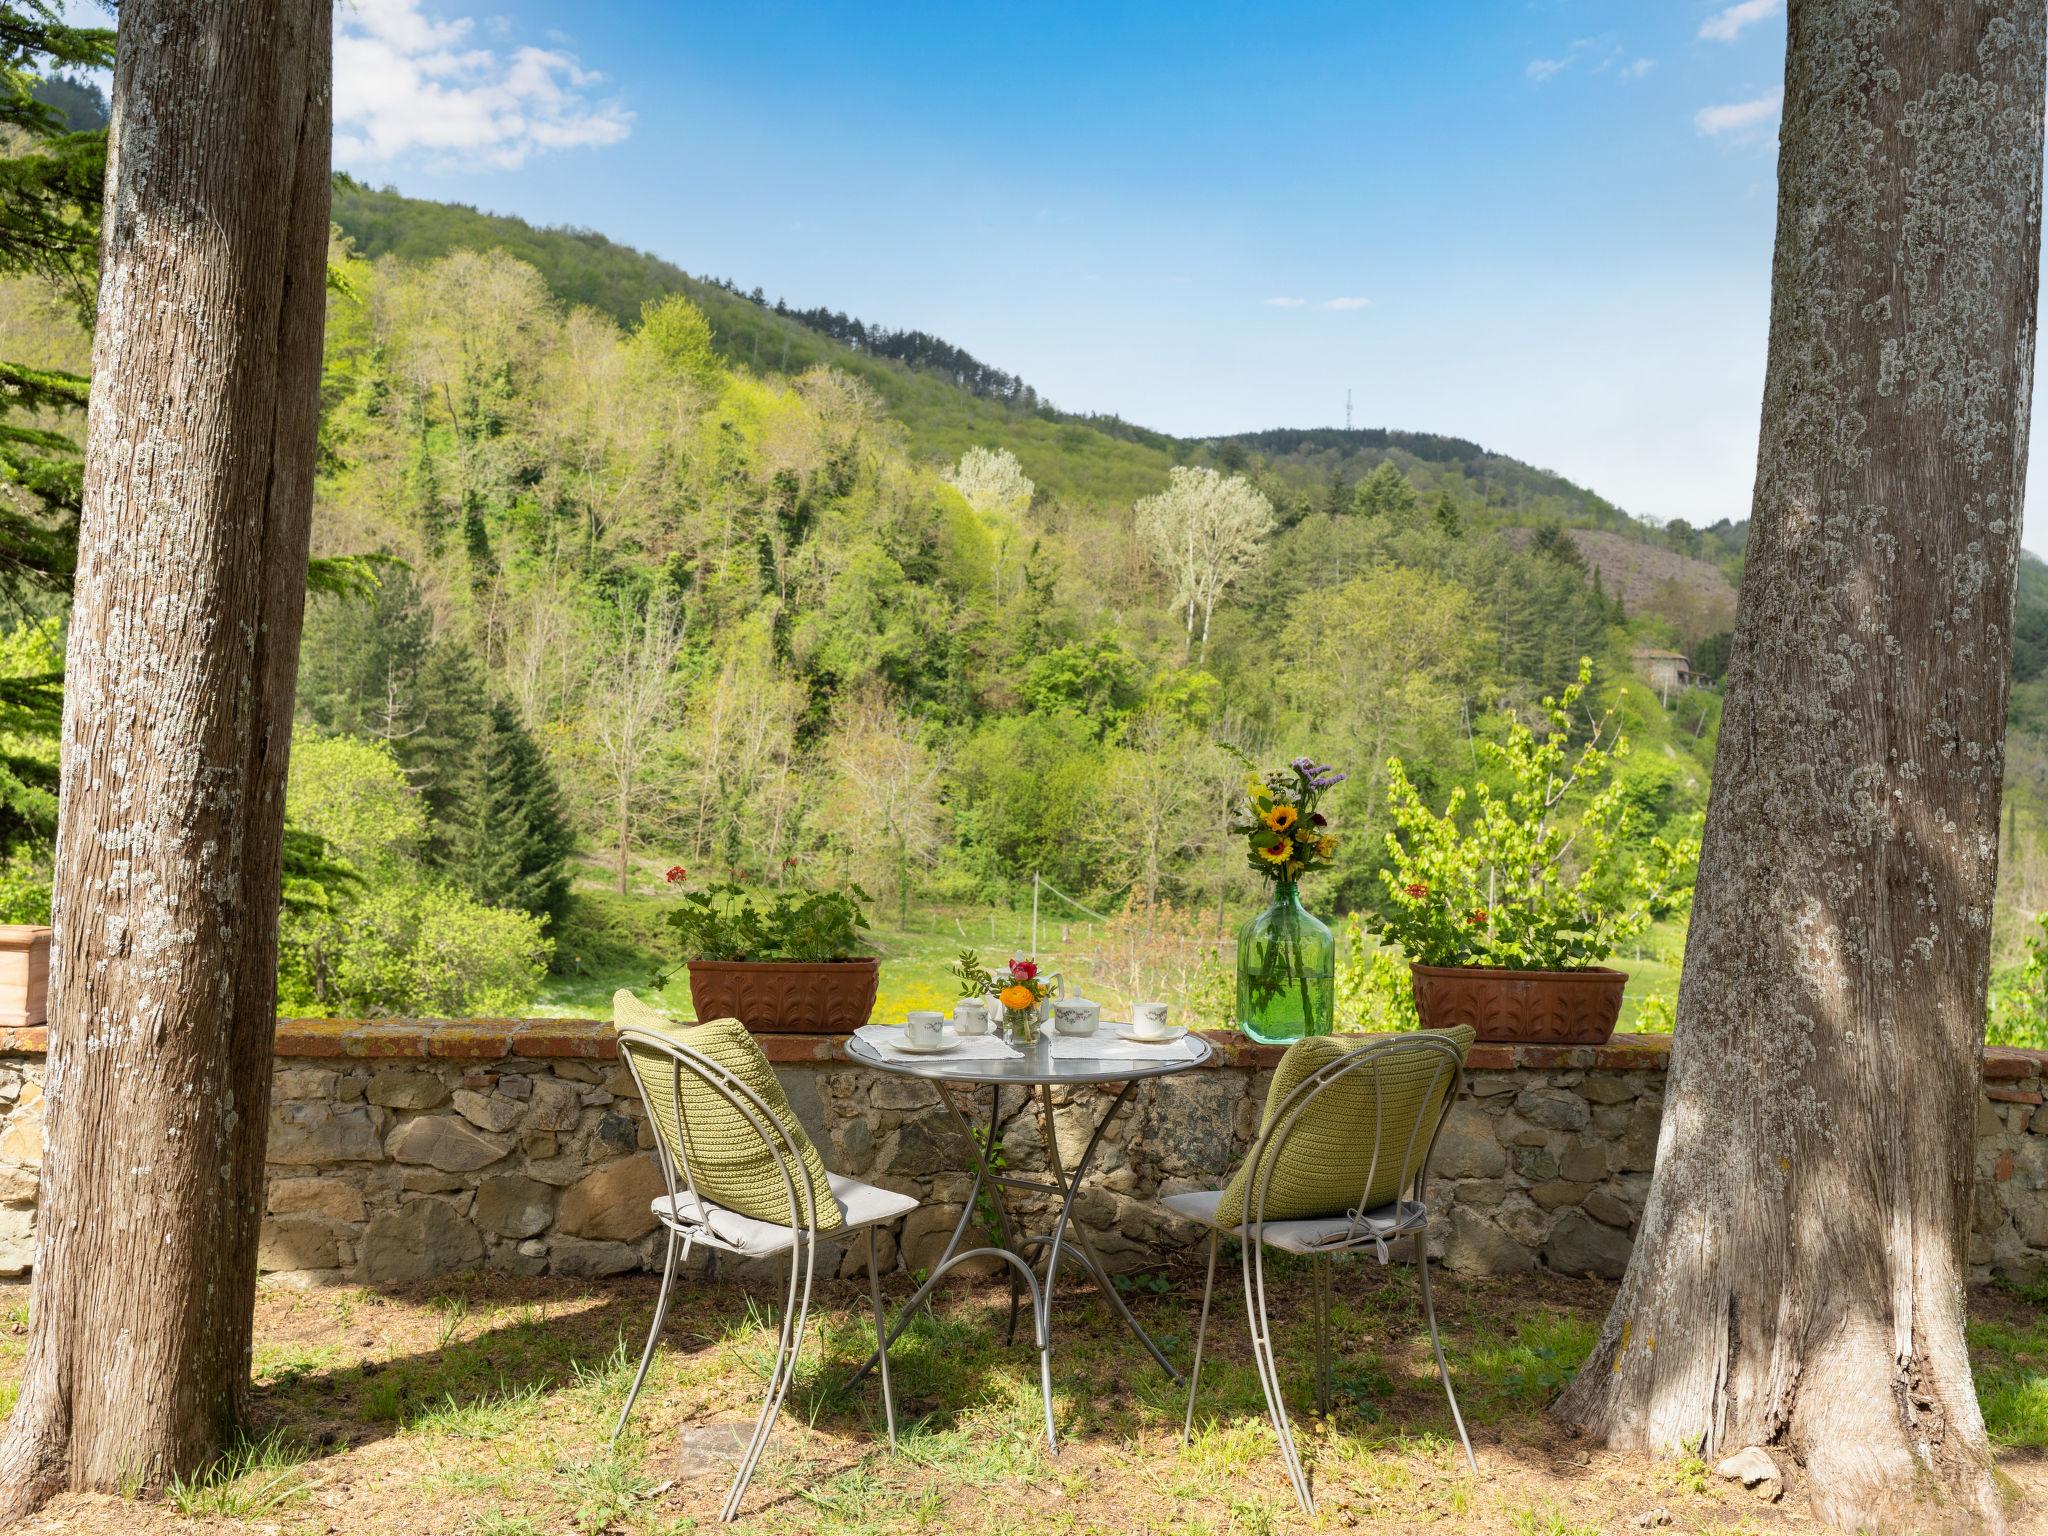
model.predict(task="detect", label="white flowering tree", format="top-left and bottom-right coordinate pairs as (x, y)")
top-left (1135, 466), bottom-right (1275, 661)
top-left (945, 445), bottom-right (1034, 520)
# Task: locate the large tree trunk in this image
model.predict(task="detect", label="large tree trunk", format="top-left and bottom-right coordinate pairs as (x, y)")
top-left (1556, 5), bottom-right (2043, 1532)
top-left (0, 1), bottom-right (330, 1519)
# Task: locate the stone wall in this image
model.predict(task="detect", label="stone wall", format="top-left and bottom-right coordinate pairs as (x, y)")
top-left (0, 1022), bottom-right (2038, 1287)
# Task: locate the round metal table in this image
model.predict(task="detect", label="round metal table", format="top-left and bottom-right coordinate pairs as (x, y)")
top-left (842, 1029), bottom-right (1213, 1451)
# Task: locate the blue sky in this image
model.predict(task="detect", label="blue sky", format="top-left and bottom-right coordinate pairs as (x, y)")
top-left (263, 3), bottom-right (2048, 553)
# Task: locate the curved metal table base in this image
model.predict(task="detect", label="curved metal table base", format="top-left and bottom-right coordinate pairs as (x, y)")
top-left (845, 1067), bottom-right (1191, 1450)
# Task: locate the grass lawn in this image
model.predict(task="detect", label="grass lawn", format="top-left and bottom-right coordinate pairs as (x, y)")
top-left (3, 1264), bottom-right (2038, 1534)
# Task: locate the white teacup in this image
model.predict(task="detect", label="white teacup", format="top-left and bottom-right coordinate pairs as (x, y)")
top-left (1052, 997), bottom-right (1101, 1036)
top-left (952, 998), bottom-right (989, 1036)
top-left (905, 1010), bottom-right (947, 1048)
top-left (1132, 1002), bottom-right (1173, 1040)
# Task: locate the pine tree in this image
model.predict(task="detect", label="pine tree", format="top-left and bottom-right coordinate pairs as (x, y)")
top-left (0, 4), bottom-right (114, 606)
top-left (445, 699), bottom-right (573, 924)
top-left (1430, 490), bottom-right (1462, 537)
top-left (402, 638), bottom-right (491, 867)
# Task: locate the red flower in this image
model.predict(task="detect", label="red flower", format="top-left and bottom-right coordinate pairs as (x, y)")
top-left (664, 866), bottom-right (687, 885)
top-left (1468, 908), bottom-right (1489, 925)
top-left (1404, 882), bottom-right (1429, 900)
top-left (1010, 957), bottom-right (1038, 981)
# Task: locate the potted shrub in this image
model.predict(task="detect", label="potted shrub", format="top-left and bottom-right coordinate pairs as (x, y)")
top-left (658, 872), bottom-right (879, 1032)
top-left (1374, 661), bottom-right (1698, 1044)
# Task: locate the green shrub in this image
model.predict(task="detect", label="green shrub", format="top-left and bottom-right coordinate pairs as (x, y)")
top-left (319, 882), bottom-right (550, 1017)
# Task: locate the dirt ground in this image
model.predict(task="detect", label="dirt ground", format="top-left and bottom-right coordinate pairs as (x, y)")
top-left (0, 1262), bottom-right (2036, 1535)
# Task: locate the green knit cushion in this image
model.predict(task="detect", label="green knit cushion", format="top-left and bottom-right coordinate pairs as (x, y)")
top-left (612, 990), bottom-right (843, 1233)
top-left (1214, 1026), bottom-right (1474, 1227)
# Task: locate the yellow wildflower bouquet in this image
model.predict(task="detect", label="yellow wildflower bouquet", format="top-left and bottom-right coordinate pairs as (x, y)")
top-left (1231, 756), bottom-right (1345, 884)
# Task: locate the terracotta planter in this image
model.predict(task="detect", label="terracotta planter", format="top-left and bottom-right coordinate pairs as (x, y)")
top-left (1410, 962), bottom-right (1625, 1045)
top-left (0, 925), bottom-right (49, 1029)
top-left (685, 957), bottom-right (881, 1033)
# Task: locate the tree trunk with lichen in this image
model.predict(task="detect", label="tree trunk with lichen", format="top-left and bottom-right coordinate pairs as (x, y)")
top-left (0, 1), bottom-right (330, 1520)
top-left (1555, 4), bottom-right (2042, 1532)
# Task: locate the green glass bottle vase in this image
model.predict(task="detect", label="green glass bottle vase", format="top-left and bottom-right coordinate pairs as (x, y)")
top-left (1236, 881), bottom-right (1335, 1044)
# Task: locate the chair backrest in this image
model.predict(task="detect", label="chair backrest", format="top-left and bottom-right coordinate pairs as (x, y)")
top-left (615, 1025), bottom-right (816, 1235)
top-left (1239, 1031), bottom-right (1468, 1236)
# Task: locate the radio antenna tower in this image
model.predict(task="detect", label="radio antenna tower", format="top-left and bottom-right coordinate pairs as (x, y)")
top-left (1345, 389), bottom-right (1353, 431)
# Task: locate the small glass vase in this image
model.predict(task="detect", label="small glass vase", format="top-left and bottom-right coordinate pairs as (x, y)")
top-left (1236, 880), bottom-right (1335, 1044)
top-left (1003, 1006), bottom-right (1042, 1046)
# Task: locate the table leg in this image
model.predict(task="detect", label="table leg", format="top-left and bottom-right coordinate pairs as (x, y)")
top-left (1034, 1081), bottom-right (1183, 1383)
top-left (845, 1081), bottom-right (1061, 1450)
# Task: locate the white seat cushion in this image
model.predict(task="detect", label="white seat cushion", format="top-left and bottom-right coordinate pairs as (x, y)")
top-left (1160, 1187), bottom-right (1428, 1255)
top-left (654, 1172), bottom-right (919, 1257)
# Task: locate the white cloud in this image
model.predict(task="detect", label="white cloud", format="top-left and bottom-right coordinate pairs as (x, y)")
top-left (1323, 297), bottom-right (1371, 311)
top-left (1621, 57), bottom-right (1657, 81)
top-left (333, 0), bottom-right (633, 172)
top-left (1695, 88), bottom-right (1783, 136)
top-left (1699, 0), bottom-right (1783, 43)
top-left (1261, 297), bottom-right (1307, 308)
top-left (1526, 55), bottom-right (1573, 83)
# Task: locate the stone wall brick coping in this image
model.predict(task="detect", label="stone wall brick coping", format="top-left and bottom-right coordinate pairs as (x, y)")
top-left (2, 1019), bottom-right (2040, 1088)
top-left (1984, 1050), bottom-right (2048, 1081)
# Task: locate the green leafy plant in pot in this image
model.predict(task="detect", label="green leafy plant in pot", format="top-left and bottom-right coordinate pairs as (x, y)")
top-left (656, 867), bottom-right (880, 1032)
top-left (1374, 661), bottom-right (1698, 1044)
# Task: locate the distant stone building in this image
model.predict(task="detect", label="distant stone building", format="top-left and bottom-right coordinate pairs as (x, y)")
top-left (1631, 647), bottom-right (1699, 695)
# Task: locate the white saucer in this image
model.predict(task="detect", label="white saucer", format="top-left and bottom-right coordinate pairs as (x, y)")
top-left (1115, 1025), bottom-right (1187, 1045)
top-left (889, 1035), bottom-right (960, 1056)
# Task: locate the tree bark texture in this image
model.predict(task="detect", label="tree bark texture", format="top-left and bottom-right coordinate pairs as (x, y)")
top-left (1556, 5), bottom-right (2043, 1532)
top-left (0, 0), bottom-right (330, 1516)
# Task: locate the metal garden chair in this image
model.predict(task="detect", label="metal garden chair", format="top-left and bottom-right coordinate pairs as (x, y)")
top-left (612, 1024), bottom-right (919, 1523)
top-left (1160, 1031), bottom-right (1476, 1514)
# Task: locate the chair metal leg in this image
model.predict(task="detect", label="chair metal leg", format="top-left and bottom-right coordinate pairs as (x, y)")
top-left (866, 1226), bottom-right (897, 1449)
top-left (1181, 1227), bottom-right (1220, 1445)
top-left (1244, 1232), bottom-right (1316, 1515)
top-left (612, 1226), bottom-right (681, 1445)
top-left (1417, 1244), bottom-right (1476, 1474)
top-left (721, 1229), bottom-right (816, 1522)
top-left (1313, 1255), bottom-right (1333, 1418)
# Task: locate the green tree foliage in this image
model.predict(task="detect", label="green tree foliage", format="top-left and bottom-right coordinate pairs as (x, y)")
top-left (279, 730), bottom-right (552, 1015)
top-left (0, 4), bottom-right (111, 605)
top-left (634, 292), bottom-right (723, 395)
top-left (1352, 461), bottom-right (1420, 519)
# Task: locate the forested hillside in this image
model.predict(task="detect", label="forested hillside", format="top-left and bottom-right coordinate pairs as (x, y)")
top-left (15, 170), bottom-right (2048, 1032)
top-left (239, 193), bottom-right (1724, 1019)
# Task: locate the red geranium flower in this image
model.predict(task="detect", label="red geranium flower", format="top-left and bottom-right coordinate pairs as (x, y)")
top-left (1404, 882), bottom-right (1429, 900)
top-left (664, 865), bottom-right (687, 885)
top-left (1010, 957), bottom-right (1038, 981)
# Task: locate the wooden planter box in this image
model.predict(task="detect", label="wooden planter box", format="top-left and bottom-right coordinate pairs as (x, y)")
top-left (0, 925), bottom-right (50, 1029)
top-left (685, 957), bottom-right (881, 1033)
top-left (1410, 962), bottom-right (1625, 1046)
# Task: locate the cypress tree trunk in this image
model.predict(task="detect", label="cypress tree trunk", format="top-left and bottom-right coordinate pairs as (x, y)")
top-left (0, 0), bottom-right (330, 1517)
top-left (1556, 4), bottom-right (2043, 1532)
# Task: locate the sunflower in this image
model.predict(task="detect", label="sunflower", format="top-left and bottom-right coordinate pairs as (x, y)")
top-left (999, 984), bottom-right (1037, 1012)
top-left (1314, 834), bottom-right (1336, 858)
top-left (1262, 804), bottom-right (1298, 832)
top-left (1257, 839), bottom-right (1293, 864)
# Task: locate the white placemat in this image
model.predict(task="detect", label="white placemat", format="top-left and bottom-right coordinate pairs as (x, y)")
top-left (853, 1023), bottom-right (1020, 1061)
top-left (1045, 1032), bottom-right (1205, 1064)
